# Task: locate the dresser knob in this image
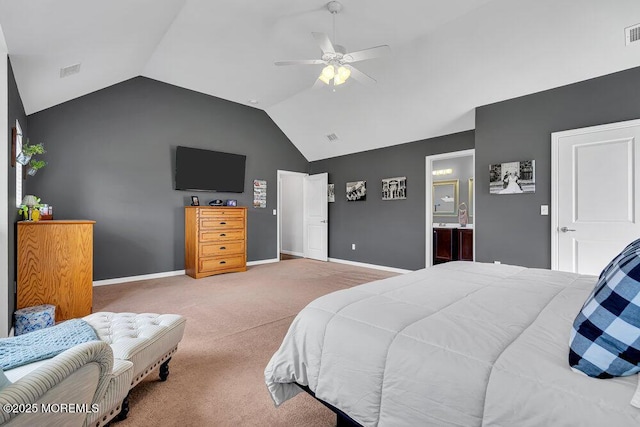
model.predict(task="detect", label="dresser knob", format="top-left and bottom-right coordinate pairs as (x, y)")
top-left (220, 233), bottom-right (226, 236)
top-left (220, 246), bottom-right (226, 250)
top-left (220, 261), bottom-right (226, 265)
top-left (220, 222), bottom-right (226, 225)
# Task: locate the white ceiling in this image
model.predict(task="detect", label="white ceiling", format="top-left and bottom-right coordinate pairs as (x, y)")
top-left (2, 0), bottom-right (640, 161)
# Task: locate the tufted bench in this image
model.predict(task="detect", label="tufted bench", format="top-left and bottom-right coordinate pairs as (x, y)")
top-left (83, 312), bottom-right (186, 425)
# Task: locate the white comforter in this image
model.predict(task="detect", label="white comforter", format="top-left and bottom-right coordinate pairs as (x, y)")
top-left (265, 262), bottom-right (640, 426)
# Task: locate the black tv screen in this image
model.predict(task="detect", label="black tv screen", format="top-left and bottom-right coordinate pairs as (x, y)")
top-left (175, 146), bottom-right (246, 193)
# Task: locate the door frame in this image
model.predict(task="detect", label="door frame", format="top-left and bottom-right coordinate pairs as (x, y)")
top-left (425, 149), bottom-right (475, 268)
top-left (551, 118), bottom-right (640, 270)
top-left (277, 170), bottom-right (308, 262)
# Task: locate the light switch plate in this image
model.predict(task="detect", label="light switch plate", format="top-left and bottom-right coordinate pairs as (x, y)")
top-left (541, 205), bottom-right (549, 215)
top-left (272, 209), bottom-right (277, 215)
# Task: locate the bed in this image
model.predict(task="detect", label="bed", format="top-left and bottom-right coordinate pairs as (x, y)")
top-left (265, 261), bottom-right (640, 426)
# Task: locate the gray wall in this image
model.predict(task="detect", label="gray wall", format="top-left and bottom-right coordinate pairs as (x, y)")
top-left (7, 58), bottom-right (27, 326)
top-left (310, 131), bottom-right (474, 270)
top-left (475, 66), bottom-right (640, 268)
top-left (433, 155), bottom-right (474, 224)
top-left (27, 77), bottom-right (308, 280)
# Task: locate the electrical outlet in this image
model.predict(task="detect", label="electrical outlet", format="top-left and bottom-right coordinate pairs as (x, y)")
top-left (494, 261), bottom-right (501, 264)
top-left (351, 243), bottom-right (356, 250)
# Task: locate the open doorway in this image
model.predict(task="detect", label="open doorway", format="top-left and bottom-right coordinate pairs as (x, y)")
top-left (277, 170), bottom-right (306, 261)
top-left (425, 149), bottom-right (475, 267)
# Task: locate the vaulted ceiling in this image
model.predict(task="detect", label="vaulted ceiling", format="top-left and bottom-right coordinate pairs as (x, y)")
top-left (2, 0), bottom-right (640, 161)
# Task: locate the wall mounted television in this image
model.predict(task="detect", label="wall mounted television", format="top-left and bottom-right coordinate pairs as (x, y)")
top-left (175, 146), bottom-right (246, 193)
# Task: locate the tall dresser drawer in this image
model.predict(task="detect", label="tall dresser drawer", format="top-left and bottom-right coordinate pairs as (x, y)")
top-left (200, 218), bottom-right (244, 230)
top-left (199, 255), bottom-right (245, 273)
top-left (199, 241), bottom-right (245, 257)
top-left (200, 229), bottom-right (245, 242)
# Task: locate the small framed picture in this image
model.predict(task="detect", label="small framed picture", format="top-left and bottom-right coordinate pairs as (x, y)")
top-left (225, 199), bottom-right (237, 207)
top-left (191, 195), bottom-right (200, 206)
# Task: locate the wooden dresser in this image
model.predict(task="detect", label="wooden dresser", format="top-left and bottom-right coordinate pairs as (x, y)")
top-left (185, 207), bottom-right (247, 279)
top-left (17, 220), bottom-right (95, 322)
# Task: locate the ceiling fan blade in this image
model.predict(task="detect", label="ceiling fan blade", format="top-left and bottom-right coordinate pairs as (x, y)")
top-left (345, 65), bottom-right (377, 86)
top-left (312, 78), bottom-right (326, 90)
top-left (312, 32), bottom-right (335, 55)
top-left (275, 59), bottom-right (326, 66)
top-left (343, 45), bottom-right (391, 63)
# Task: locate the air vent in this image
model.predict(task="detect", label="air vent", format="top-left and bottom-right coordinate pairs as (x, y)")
top-left (326, 133), bottom-right (339, 142)
top-left (60, 63), bottom-right (81, 78)
top-left (625, 24), bottom-right (640, 46)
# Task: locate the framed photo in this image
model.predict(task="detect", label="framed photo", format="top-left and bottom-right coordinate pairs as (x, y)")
top-left (346, 181), bottom-right (366, 201)
top-left (191, 195), bottom-right (200, 206)
top-left (225, 199), bottom-right (237, 207)
top-left (489, 160), bottom-right (535, 195)
top-left (382, 177), bottom-right (407, 200)
top-left (328, 184), bottom-right (335, 202)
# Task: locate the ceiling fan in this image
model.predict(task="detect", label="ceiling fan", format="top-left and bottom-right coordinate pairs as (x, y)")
top-left (275, 1), bottom-right (390, 88)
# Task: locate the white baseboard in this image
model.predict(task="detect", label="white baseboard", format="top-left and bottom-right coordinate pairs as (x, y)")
top-left (328, 258), bottom-right (413, 274)
top-left (280, 250), bottom-right (305, 257)
top-left (93, 270), bottom-right (186, 287)
top-left (247, 258), bottom-right (279, 266)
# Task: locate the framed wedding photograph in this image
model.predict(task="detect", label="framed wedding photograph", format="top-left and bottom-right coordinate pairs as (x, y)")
top-left (489, 160), bottom-right (535, 195)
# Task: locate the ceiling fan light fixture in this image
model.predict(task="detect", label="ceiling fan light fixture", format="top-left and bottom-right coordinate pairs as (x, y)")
top-left (322, 65), bottom-right (335, 79)
top-left (318, 73), bottom-right (332, 85)
top-left (337, 66), bottom-right (351, 80)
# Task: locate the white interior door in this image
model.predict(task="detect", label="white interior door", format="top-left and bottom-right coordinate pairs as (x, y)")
top-left (553, 119), bottom-right (640, 275)
top-left (303, 173), bottom-right (328, 261)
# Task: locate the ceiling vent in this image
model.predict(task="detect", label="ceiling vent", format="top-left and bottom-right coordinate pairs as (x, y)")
top-left (60, 63), bottom-right (81, 78)
top-left (625, 24), bottom-right (640, 46)
top-left (326, 133), bottom-right (339, 142)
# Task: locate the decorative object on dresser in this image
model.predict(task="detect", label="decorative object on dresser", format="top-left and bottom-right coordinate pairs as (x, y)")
top-left (17, 220), bottom-right (95, 322)
top-left (191, 195), bottom-right (200, 206)
top-left (185, 207), bottom-right (247, 278)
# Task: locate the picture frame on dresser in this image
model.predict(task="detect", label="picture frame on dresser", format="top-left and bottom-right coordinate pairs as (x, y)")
top-left (191, 195), bottom-right (200, 206)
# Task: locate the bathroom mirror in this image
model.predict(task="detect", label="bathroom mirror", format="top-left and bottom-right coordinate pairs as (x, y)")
top-left (433, 180), bottom-right (459, 215)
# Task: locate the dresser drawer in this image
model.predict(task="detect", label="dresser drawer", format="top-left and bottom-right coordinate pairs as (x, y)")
top-left (200, 209), bottom-right (245, 218)
top-left (200, 229), bottom-right (245, 242)
top-left (199, 254), bottom-right (245, 273)
top-left (200, 218), bottom-right (244, 230)
top-left (199, 241), bottom-right (245, 257)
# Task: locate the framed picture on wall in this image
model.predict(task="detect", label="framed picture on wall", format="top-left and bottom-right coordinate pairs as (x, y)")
top-left (346, 181), bottom-right (366, 201)
top-left (328, 184), bottom-right (335, 202)
top-left (489, 160), bottom-right (535, 195)
top-left (382, 177), bottom-right (407, 200)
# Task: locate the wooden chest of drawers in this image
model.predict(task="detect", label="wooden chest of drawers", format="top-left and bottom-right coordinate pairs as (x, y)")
top-left (185, 207), bottom-right (247, 279)
top-left (17, 220), bottom-right (95, 321)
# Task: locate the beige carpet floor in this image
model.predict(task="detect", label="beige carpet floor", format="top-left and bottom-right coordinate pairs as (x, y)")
top-left (93, 259), bottom-right (397, 427)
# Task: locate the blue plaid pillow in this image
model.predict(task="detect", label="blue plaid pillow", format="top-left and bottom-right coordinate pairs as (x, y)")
top-left (569, 238), bottom-right (640, 378)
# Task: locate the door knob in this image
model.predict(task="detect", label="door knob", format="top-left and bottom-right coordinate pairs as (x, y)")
top-left (320, 220), bottom-right (328, 223)
top-left (560, 226), bottom-right (576, 232)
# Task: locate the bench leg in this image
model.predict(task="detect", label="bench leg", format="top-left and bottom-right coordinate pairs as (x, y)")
top-left (159, 357), bottom-right (172, 382)
top-left (115, 392), bottom-right (130, 421)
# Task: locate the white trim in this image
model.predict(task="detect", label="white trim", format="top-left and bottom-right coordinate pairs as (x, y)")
top-left (425, 149), bottom-right (475, 269)
top-left (277, 170), bottom-right (308, 263)
top-left (247, 258), bottom-right (279, 266)
top-left (93, 270), bottom-right (186, 287)
top-left (550, 118), bottom-right (640, 270)
top-left (281, 250), bottom-right (305, 257)
top-left (328, 257), bottom-right (413, 274)
top-left (0, 26), bottom-right (9, 337)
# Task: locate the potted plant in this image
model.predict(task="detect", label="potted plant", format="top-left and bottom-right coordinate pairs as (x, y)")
top-left (26, 159), bottom-right (47, 176)
top-left (16, 139), bottom-right (45, 166)
top-left (18, 195), bottom-right (42, 220)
